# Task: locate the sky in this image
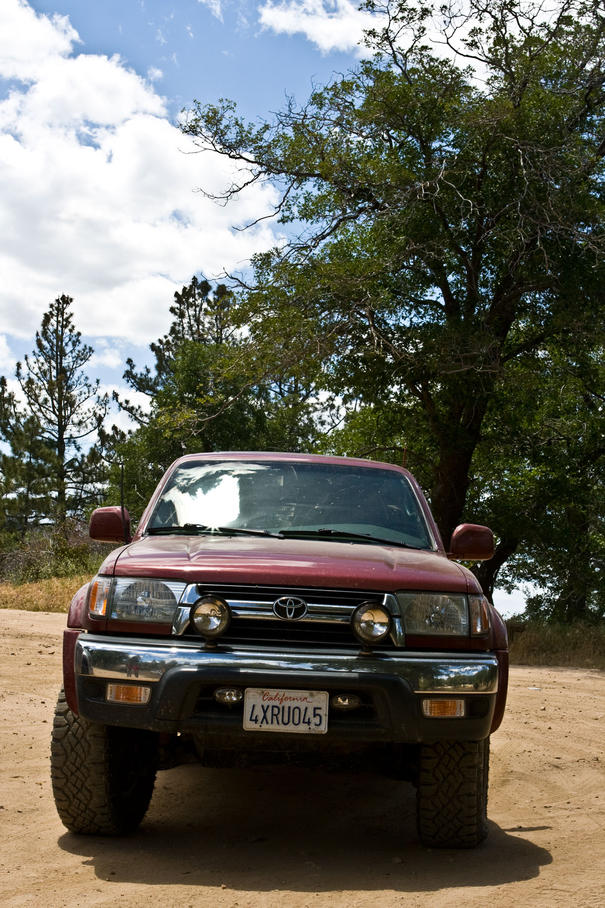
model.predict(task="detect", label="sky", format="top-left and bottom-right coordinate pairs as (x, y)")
top-left (0, 1), bottom-right (377, 456)
top-left (0, 0), bottom-right (527, 615)
top-left (0, 0), bottom-right (376, 394)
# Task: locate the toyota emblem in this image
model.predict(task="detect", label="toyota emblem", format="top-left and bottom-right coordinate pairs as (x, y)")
top-left (272, 596), bottom-right (308, 620)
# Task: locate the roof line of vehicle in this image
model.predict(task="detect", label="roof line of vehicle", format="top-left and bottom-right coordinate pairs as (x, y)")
top-left (170, 451), bottom-right (411, 473)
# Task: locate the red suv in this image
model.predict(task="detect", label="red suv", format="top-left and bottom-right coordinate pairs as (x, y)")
top-left (51, 452), bottom-right (508, 847)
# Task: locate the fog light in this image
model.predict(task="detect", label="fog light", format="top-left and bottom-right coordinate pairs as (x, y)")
top-left (330, 693), bottom-right (361, 711)
top-left (422, 698), bottom-right (465, 718)
top-left (352, 602), bottom-right (391, 645)
top-left (106, 683), bottom-right (151, 705)
top-left (214, 687), bottom-right (243, 705)
top-left (191, 596), bottom-right (231, 639)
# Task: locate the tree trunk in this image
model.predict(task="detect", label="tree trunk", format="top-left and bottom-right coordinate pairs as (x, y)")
top-left (428, 387), bottom-right (493, 546)
top-left (553, 506), bottom-right (590, 623)
top-left (473, 538), bottom-right (519, 602)
top-left (430, 448), bottom-right (474, 547)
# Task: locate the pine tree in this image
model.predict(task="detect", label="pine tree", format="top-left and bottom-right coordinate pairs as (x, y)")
top-left (0, 378), bottom-right (53, 537)
top-left (118, 276), bottom-right (235, 425)
top-left (0, 380), bottom-right (50, 535)
top-left (15, 295), bottom-right (108, 528)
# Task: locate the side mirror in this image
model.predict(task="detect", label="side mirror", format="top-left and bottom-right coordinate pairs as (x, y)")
top-left (448, 523), bottom-right (494, 561)
top-left (89, 506), bottom-right (131, 544)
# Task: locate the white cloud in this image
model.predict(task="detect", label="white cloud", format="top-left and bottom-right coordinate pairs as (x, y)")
top-left (0, 335), bottom-right (15, 372)
top-left (0, 0), bottom-right (279, 346)
top-left (258, 0), bottom-right (376, 53)
top-left (0, 0), bottom-right (79, 82)
top-left (197, 0), bottom-right (224, 23)
top-left (100, 384), bottom-right (153, 435)
top-left (257, 0), bottom-right (494, 67)
top-left (493, 587), bottom-right (528, 619)
top-left (89, 343), bottom-right (125, 372)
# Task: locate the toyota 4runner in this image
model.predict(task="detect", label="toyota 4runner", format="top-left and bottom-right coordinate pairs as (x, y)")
top-left (51, 452), bottom-right (508, 848)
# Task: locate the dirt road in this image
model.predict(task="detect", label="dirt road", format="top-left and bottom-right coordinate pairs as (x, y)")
top-left (1, 609), bottom-right (603, 908)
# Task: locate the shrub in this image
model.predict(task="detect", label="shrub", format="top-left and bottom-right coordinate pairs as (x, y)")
top-left (508, 619), bottom-right (605, 670)
top-left (0, 523), bottom-right (105, 584)
top-left (0, 575), bottom-right (90, 612)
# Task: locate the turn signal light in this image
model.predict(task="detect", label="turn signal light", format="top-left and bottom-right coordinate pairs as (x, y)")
top-left (106, 683), bottom-right (151, 705)
top-left (422, 698), bottom-right (465, 718)
top-left (469, 595), bottom-right (490, 635)
top-left (89, 577), bottom-right (111, 617)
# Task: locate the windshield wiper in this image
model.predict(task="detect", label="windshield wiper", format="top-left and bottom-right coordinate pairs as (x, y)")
top-left (212, 526), bottom-right (284, 539)
top-left (280, 528), bottom-right (420, 549)
top-left (146, 524), bottom-right (284, 539)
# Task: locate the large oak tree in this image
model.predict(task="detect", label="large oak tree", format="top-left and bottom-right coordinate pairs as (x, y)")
top-left (182, 0), bottom-right (604, 582)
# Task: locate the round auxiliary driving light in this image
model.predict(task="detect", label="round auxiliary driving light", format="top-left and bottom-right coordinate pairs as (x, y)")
top-left (352, 602), bottom-right (391, 646)
top-left (214, 687), bottom-right (243, 705)
top-left (191, 596), bottom-right (231, 640)
top-left (331, 693), bottom-right (361, 711)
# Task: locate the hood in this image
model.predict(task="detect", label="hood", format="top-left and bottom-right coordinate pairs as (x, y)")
top-left (104, 534), bottom-right (475, 594)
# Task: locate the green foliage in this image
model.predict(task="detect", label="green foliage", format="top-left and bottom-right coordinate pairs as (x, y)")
top-left (9, 295), bottom-right (108, 529)
top-left (106, 276), bottom-right (327, 517)
top-left (0, 377), bottom-right (53, 535)
top-left (182, 0), bottom-right (604, 620)
top-left (1, 4), bottom-right (603, 630)
top-left (0, 523), bottom-right (105, 584)
top-left (469, 344), bottom-right (604, 620)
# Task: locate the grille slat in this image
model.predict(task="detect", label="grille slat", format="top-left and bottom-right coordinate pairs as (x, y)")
top-left (194, 584), bottom-right (380, 607)
top-left (180, 584), bottom-right (394, 649)
top-left (222, 617), bottom-right (373, 649)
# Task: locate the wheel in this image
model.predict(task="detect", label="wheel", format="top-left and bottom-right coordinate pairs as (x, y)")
top-left (416, 738), bottom-right (489, 848)
top-left (50, 689), bottom-right (158, 835)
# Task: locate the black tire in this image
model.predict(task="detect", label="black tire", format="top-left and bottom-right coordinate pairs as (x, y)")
top-left (416, 738), bottom-right (489, 848)
top-left (50, 689), bottom-right (158, 835)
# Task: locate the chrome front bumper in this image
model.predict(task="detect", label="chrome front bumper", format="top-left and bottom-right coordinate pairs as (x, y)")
top-left (76, 634), bottom-right (498, 694)
top-left (74, 634), bottom-right (499, 742)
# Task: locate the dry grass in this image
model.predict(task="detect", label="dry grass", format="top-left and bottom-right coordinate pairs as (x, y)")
top-left (0, 575), bottom-right (90, 612)
top-left (508, 621), bottom-right (605, 670)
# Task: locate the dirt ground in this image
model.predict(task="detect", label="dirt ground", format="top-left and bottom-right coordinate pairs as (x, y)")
top-left (1, 609), bottom-right (603, 908)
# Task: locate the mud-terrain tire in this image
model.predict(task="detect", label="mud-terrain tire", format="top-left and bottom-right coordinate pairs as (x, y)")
top-left (50, 689), bottom-right (158, 835)
top-left (416, 738), bottom-right (489, 848)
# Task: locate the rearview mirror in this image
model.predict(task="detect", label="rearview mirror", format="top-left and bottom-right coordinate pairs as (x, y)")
top-left (89, 506), bottom-right (131, 544)
top-left (448, 524), bottom-right (494, 561)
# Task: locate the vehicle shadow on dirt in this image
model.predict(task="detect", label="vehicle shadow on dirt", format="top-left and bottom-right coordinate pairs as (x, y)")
top-left (58, 764), bottom-right (552, 892)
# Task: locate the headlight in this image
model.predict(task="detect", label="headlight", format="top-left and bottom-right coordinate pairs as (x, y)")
top-left (88, 576), bottom-right (187, 623)
top-left (397, 592), bottom-right (469, 636)
top-left (352, 601), bottom-right (392, 645)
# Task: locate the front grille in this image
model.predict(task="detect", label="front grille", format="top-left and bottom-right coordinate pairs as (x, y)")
top-left (179, 584), bottom-right (396, 650)
top-left (219, 617), bottom-right (381, 650)
top-left (194, 584), bottom-right (372, 608)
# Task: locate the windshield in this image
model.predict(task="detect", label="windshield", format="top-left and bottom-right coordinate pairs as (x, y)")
top-left (146, 460), bottom-right (434, 550)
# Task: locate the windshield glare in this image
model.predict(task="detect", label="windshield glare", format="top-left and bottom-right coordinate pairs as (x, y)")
top-left (147, 460), bottom-right (433, 549)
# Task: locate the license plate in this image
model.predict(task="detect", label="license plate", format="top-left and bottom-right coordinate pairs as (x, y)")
top-left (243, 688), bottom-right (328, 734)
